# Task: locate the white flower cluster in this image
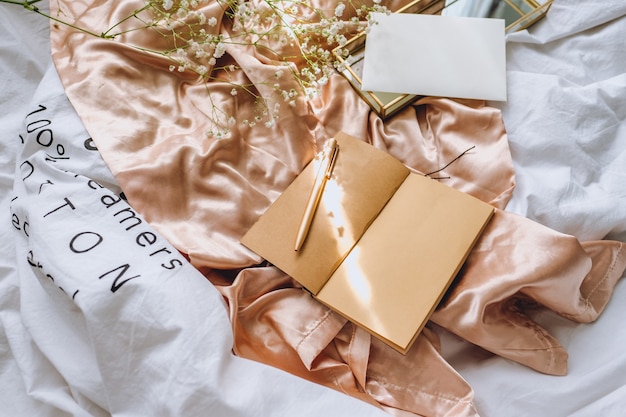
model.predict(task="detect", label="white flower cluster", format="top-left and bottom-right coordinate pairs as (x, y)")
top-left (278, 0), bottom-right (389, 97)
top-left (146, 0), bottom-right (388, 137)
top-left (16, 0), bottom-right (388, 139)
top-left (150, 0), bottom-right (223, 75)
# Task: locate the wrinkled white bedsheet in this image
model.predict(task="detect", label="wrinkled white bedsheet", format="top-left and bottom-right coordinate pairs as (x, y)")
top-left (447, 1), bottom-right (626, 415)
top-left (2, 1), bottom-right (626, 416)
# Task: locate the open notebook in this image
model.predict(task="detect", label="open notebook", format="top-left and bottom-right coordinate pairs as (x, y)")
top-left (242, 132), bottom-right (494, 353)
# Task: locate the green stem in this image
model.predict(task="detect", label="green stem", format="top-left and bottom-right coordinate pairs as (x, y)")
top-left (101, 3), bottom-right (152, 38)
top-left (0, 0), bottom-right (157, 40)
top-left (1, 0), bottom-right (41, 5)
top-left (0, 0), bottom-right (112, 38)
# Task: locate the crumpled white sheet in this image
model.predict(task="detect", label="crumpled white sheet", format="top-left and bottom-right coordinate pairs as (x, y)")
top-left (500, 0), bottom-right (626, 241)
top-left (3, 1), bottom-right (626, 417)
top-left (0, 5), bottom-right (389, 416)
top-left (441, 1), bottom-right (626, 416)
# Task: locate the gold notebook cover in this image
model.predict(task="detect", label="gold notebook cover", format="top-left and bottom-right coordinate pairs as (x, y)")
top-left (241, 132), bottom-right (494, 353)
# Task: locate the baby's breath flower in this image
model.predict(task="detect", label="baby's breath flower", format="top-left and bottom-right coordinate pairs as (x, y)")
top-left (335, 3), bottom-right (345, 17)
top-left (195, 11), bottom-right (206, 24)
top-left (176, 8), bottom-right (188, 19)
top-left (231, 88), bottom-right (238, 96)
top-left (213, 42), bottom-right (226, 58)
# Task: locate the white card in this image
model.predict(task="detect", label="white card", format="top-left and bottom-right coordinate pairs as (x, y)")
top-left (361, 13), bottom-right (507, 101)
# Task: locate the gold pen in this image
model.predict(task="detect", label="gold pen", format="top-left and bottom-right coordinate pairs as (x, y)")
top-left (294, 138), bottom-right (339, 251)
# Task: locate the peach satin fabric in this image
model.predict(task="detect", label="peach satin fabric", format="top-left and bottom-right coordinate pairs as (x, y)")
top-left (50, 1), bottom-right (626, 416)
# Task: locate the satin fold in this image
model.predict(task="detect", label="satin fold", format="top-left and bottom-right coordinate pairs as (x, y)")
top-left (218, 267), bottom-right (479, 417)
top-left (49, 0), bottom-right (626, 415)
top-left (432, 209), bottom-right (626, 375)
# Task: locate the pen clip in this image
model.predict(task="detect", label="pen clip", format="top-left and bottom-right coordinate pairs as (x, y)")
top-left (325, 145), bottom-right (339, 179)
